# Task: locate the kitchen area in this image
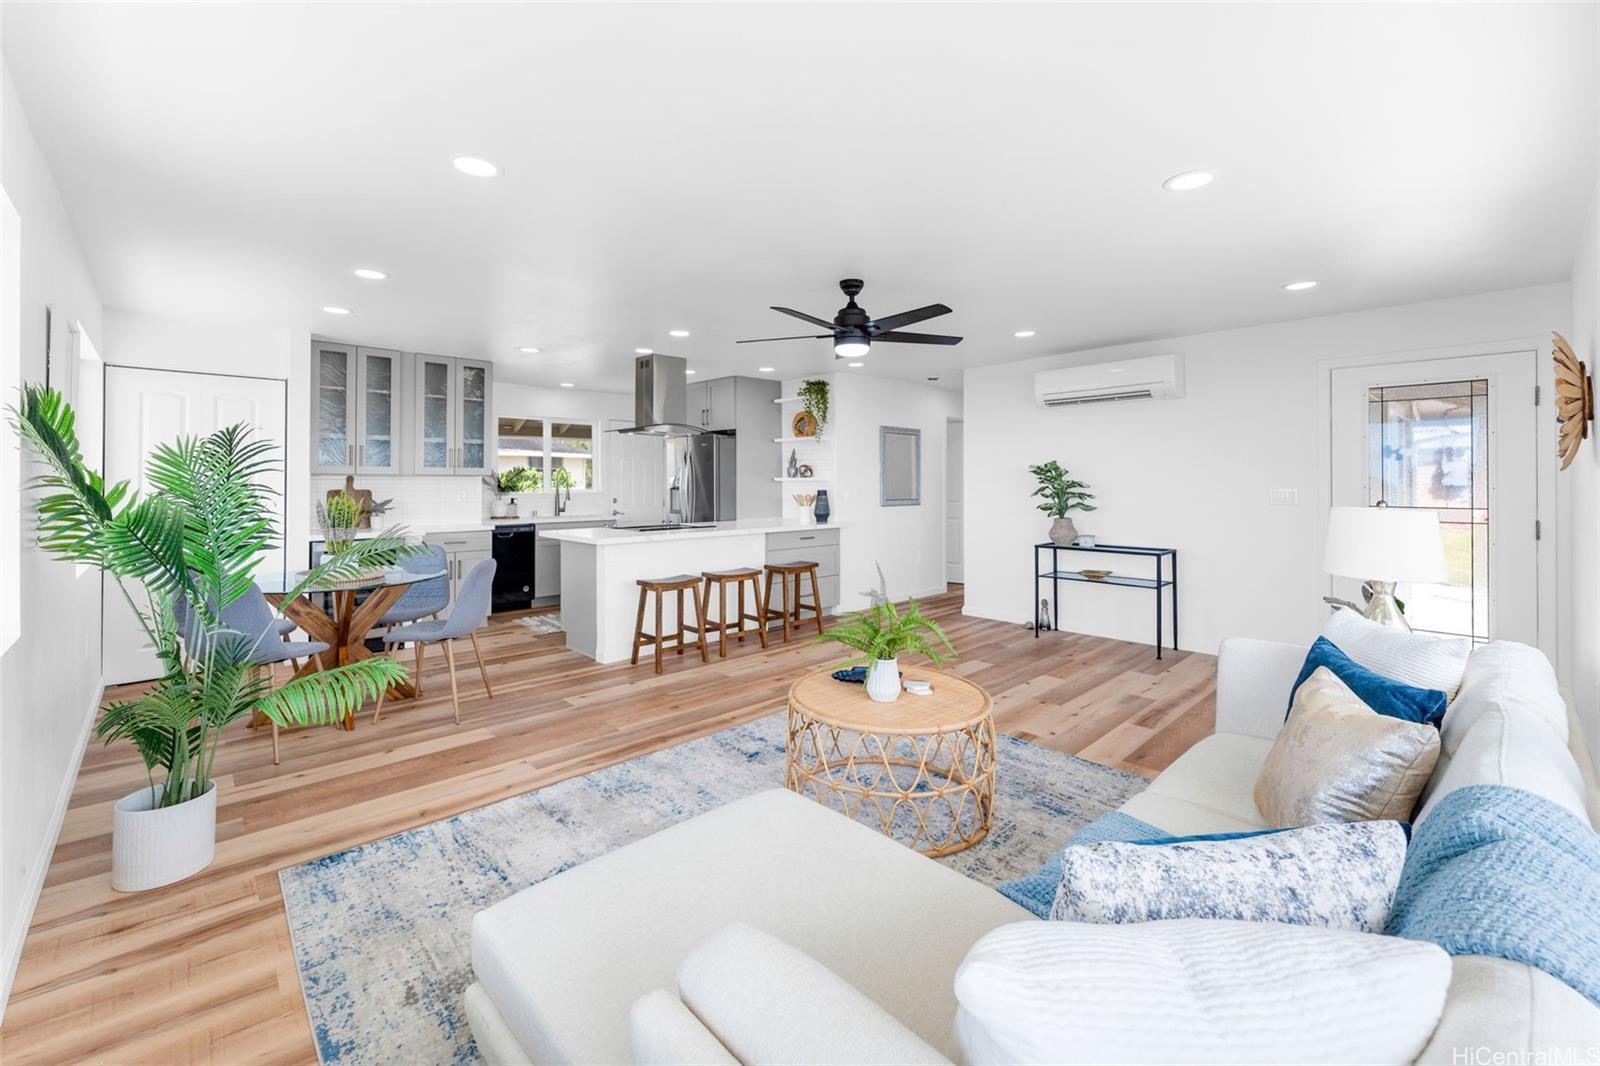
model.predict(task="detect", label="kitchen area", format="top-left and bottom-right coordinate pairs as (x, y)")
top-left (308, 342), bottom-right (842, 662)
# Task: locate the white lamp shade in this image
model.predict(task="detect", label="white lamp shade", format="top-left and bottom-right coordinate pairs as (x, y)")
top-left (1323, 506), bottom-right (1447, 584)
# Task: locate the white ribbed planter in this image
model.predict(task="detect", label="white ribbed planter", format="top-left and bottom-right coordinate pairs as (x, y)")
top-left (111, 780), bottom-right (217, 892)
top-left (866, 658), bottom-right (902, 703)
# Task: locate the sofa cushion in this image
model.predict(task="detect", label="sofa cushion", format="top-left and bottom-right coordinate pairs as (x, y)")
top-left (1119, 733), bottom-right (1274, 836)
top-left (1415, 955), bottom-right (1600, 1064)
top-left (953, 919), bottom-right (1452, 1065)
top-left (470, 788), bottom-right (1030, 1064)
top-left (1416, 705), bottom-right (1590, 827)
top-left (674, 923), bottom-right (950, 1065)
top-left (628, 989), bottom-right (739, 1066)
top-left (1442, 641), bottom-right (1569, 757)
top-left (1322, 607), bottom-right (1472, 701)
top-left (1288, 637), bottom-right (1449, 727)
top-left (1255, 667), bottom-right (1440, 826)
top-left (1051, 821), bottom-right (1407, 933)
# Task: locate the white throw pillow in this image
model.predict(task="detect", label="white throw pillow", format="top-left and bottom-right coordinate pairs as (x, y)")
top-left (953, 919), bottom-right (1452, 1065)
top-left (1052, 820), bottom-right (1408, 933)
top-left (1322, 607), bottom-right (1471, 700)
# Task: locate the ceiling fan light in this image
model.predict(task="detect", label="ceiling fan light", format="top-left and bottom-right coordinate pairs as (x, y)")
top-left (834, 338), bottom-right (870, 359)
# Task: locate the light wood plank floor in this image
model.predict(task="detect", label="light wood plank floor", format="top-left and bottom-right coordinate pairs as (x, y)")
top-left (0, 587), bottom-right (1214, 1065)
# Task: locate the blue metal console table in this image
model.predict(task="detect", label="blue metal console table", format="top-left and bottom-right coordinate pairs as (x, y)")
top-left (1033, 543), bottom-right (1178, 658)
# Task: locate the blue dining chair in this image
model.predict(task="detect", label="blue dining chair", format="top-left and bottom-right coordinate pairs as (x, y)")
top-left (176, 582), bottom-right (331, 764)
top-left (376, 545), bottom-right (450, 637)
top-left (373, 558), bottom-right (497, 726)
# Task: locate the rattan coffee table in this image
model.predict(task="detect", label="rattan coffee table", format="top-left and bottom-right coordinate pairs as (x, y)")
top-left (785, 666), bottom-right (996, 856)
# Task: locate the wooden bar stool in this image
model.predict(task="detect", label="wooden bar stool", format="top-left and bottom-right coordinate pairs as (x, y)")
top-left (763, 561), bottom-right (825, 642)
top-left (632, 575), bottom-right (710, 674)
top-left (700, 567), bottom-right (768, 657)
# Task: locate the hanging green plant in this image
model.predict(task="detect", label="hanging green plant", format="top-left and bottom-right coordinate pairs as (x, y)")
top-left (799, 378), bottom-right (829, 437)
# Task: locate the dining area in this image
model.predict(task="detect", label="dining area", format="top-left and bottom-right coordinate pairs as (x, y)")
top-left (215, 548), bottom-right (500, 763)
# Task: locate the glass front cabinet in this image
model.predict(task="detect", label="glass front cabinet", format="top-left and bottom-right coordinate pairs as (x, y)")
top-left (312, 344), bottom-right (491, 477)
top-left (411, 354), bottom-right (494, 475)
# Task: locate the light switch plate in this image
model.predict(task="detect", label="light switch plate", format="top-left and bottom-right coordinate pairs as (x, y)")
top-left (1269, 488), bottom-right (1298, 505)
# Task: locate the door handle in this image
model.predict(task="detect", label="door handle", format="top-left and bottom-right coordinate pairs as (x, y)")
top-left (358, 444), bottom-right (364, 467)
top-left (347, 445), bottom-right (354, 466)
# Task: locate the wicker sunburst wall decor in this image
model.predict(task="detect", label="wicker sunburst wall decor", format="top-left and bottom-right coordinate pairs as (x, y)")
top-left (1553, 332), bottom-right (1594, 470)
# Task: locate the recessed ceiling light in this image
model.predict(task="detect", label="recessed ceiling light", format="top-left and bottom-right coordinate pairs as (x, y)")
top-left (1162, 170), bottom-right (1215, 192)
top-left (559, 382), bottom-right (575, 388)
top-left (848, 362), bottom-right (864, 368)
top-left (517, 346), bottom-right (542, 354)
top-left (685, 369), bottom-right (697, 375)
top-left (352, 268), bottom-right (388, 281)
top-left (669, 330), bottom-right (690, 338)
top-left (1284, 280), bottom-right (1318, 291)
top-left (758, 367), bottom-right (775, 373)
top-left (452, 156), bottom-right (499, 177)
top-left (1013, 330), bottom-right (1036, 338)
top-left (321, 306), bottom-right (351, 315)
top-left (635, 348), bottom-right (654, 355)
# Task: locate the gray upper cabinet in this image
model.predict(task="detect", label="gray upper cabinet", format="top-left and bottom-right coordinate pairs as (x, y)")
top-left (706, 377), bottom-right (737, 431)
top-left (686, 380), bottom-right (708, 428)
top-left (312, 342), bottom-right (359, 474)
top-left (355, 347), bottom-right (403, 474)
top-left (455, 359), bottom-right (494, 475)
top-left (412, 353), bottom-right (494, 474)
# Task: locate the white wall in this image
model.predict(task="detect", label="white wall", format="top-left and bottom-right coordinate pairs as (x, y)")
top-left (831, 372), bottom-right (961, 611)
top-left (1565, 173), bottom-right (1599, 774)
top-left (0, 59), bottom-right (105, 1016)
top-left (963, 283), bottom-right (1572, 657)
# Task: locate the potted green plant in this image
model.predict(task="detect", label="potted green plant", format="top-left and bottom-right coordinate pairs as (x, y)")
top-left (1029, 460), bottom-right (1097, 546)
top-left (10, 385), bottom-right (411, 891)
top-left (484, 467), bottom-right (541, 516)
top-left (799, 378), bottom-right (829, 439)
top-left (814, 580), bottom-right (954, 702)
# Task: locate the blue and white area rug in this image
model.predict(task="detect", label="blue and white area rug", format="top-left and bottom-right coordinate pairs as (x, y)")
top-left (279, 712), bottom-right (1146, 1065)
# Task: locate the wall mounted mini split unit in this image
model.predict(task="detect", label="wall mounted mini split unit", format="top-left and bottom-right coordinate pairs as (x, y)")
top-left (1033, 353), bottom-right (1184, 408)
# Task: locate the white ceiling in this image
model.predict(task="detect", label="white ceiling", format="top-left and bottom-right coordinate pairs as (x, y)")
top-left (6, 2), bottom-right (1596, 392)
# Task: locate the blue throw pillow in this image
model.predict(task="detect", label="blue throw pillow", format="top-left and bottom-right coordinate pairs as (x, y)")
top-left (1288, 637), bottom-right (1448, 728)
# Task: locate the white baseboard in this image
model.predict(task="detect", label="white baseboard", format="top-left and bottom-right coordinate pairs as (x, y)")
top-left (0, 680), bottom-right (100, 1023)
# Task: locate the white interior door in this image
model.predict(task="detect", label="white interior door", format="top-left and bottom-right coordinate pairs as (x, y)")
top-left (946, 419), bottom-right (964, 583)
top-left (103, 366), bottom-right (287, 684)
top-left (1330, 351), bottom-right (1540, 646)
top-left (602, 418), bottom-right (665, 525)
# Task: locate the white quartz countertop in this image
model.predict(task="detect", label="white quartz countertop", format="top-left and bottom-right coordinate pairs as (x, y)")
top-left (541, 519), bottom-right (843, 546)
top-left (310, 515), bottom-right (617, 540)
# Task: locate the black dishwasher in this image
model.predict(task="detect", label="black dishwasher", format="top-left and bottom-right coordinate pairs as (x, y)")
top-left (491, 524), bottom-right (538, 612)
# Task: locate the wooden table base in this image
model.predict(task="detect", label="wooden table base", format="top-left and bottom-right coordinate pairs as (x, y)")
top-left (264, 584), bottom-right (416, 731)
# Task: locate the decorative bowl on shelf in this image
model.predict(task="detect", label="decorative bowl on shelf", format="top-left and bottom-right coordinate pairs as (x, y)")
top-left (1078, 569), bottom-right (1114, 580)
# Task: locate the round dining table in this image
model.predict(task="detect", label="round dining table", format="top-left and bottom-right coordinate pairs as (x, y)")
top-left (257, 566), bottom-right (448, 730)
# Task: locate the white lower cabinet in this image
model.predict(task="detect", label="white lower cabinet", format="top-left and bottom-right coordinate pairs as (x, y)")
top-left (764, 527), bottom-right (840, 619)
top-left (422, 531), bottom-right (493, 610)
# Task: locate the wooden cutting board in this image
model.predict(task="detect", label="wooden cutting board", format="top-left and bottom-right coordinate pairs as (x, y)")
top-left (327, 475), bottom-right (375, 528)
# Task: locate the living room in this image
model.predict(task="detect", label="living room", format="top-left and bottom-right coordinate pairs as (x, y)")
top-left (1, 3), bottom-right (1597, 1064)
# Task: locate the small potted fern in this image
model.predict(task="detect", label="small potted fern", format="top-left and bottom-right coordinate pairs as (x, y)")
top-left (814, 575), bottom-right (954, 702)
top-left (1029, 460), bottom-right (1096, 546)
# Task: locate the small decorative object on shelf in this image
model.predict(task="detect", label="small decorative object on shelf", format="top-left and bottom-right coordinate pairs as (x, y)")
top-left (1552, 332), bottom-right (1593, 470)
top-left (813, 489), bottom-right (831, 524)
top-left (787, 449), bottom-right (799, 477)
top-left (799, 378), bottom-right (829, 438)
top-left (1075, 535), bottom-right (1097, 547)
top-left (791, 409), bottom-right (818, 438)
top-left (1030, 460), bottom-right (1097, 547)
top-left (1079, 569), bottom-right (1113, 580)
top-left (798, 463), bottom-right (814, 478)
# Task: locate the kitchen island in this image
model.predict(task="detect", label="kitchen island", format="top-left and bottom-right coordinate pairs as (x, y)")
top-left (542, 520), bottom-right (842, 663)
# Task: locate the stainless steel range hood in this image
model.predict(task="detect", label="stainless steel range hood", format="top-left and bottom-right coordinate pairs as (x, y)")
top-left (616, 353), bottom-right (705, 436)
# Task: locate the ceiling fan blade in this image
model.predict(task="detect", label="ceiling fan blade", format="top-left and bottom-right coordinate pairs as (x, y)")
top-left (735, 334), bottom-right (833, 344)
top-left (868, 303), bottom-right (953, 333)
top-left (875, 330), bottom-right (963, 345)
top-left (771, 306), bottom-right (836, 329)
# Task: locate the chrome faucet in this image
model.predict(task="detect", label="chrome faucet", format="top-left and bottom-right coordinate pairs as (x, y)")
top-left (556, 482), bottom-right (570, 515)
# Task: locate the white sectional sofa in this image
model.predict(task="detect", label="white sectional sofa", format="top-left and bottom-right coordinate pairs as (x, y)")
top-left (466, 637), bottom-right (1600, 1065)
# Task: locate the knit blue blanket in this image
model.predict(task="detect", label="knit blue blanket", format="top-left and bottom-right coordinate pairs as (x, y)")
top-left (1385, 784), bottom-right (1600, 1006)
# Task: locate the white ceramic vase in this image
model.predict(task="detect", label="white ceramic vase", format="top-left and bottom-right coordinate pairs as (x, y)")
top-left (490, 495), bottom-right (510, 518)
top-left (866, 658), bottom-right (902, 702)
top-left (111, 780), bottom-right (217, 892)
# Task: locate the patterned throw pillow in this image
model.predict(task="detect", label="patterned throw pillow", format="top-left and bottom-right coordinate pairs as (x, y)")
top-left (1050, 820), bottom-right (1408, 933)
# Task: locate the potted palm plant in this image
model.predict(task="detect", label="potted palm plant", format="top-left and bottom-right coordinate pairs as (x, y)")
top-left (814, 579), bottom-right (955, 702)
top-left (10, 385), bottom-right (412, 891)
top-left (1029, 460), bottom-right (1097, 546)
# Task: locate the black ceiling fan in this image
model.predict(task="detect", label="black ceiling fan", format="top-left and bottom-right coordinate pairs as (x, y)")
top-left (737, 278), bottom-right (961, 359)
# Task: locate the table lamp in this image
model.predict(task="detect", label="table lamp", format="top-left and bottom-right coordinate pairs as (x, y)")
top-left (1323, 505), bottom-right (1446, 631)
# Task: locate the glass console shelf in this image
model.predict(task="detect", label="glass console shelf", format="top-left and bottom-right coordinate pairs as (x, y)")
top-left (1033, 542), bottom-right (1179, 658)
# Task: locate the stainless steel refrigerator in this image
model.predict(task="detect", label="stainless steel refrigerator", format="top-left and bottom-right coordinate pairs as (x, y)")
top-left (667, 433), bottom-right (736, 522)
